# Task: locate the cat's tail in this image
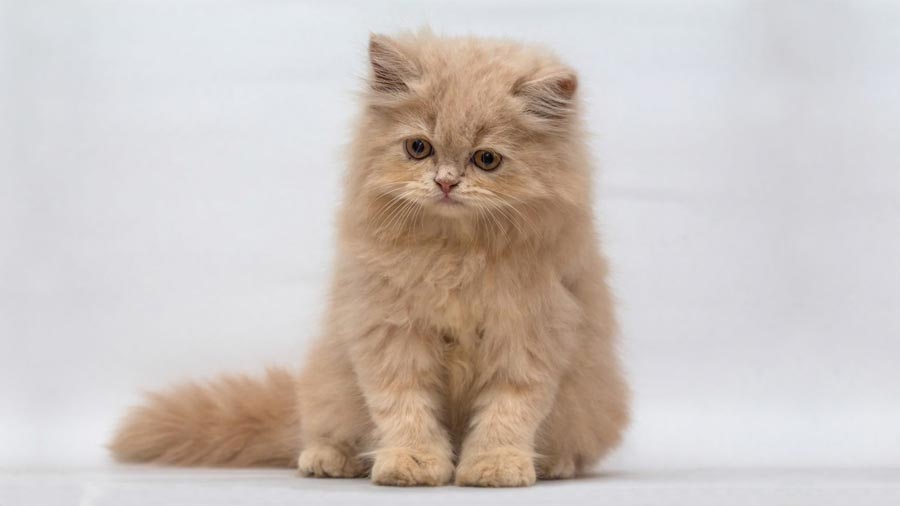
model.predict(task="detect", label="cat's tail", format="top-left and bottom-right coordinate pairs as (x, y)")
top-left (109, 367), bottom-right (300, 467)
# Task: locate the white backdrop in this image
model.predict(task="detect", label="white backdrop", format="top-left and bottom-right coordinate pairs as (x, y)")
top-left (2, 0), bottom-right (899, 471)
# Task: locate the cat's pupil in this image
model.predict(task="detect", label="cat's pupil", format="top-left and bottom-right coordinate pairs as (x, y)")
top-left (481, 151), bottom-right (494, 165)
top-left (412, 140), bottom-right (424, 154)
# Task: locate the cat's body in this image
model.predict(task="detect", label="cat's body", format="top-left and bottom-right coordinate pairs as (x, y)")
top-left (111, 31), bottom-right (629, 487)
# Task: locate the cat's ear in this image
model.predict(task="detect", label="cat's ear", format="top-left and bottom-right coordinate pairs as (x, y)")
top-left (513, 68), bottom-right (578, 128)
top-left (368, 34), bottom-right (419, 93)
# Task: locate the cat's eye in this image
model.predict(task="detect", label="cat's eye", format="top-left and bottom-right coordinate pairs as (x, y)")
top-left (404, 138), bottom-right (433, 160)
top-left (472, 149), bottom-right (502, 171)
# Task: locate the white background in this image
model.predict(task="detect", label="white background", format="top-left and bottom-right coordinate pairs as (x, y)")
top-left (2, 0), bottom-right (900, 482)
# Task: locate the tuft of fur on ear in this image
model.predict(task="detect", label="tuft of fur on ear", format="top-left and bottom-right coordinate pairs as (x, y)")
top-left (368, 34), bottom-right (419, 93)
top-left (514, 68), bottom-right (579, 128)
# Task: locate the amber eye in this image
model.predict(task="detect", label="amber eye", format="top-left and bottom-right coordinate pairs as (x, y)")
top-left (472, 149), bottom-right (502, 171)
top-left (404, 138), bottom-right (433, 160)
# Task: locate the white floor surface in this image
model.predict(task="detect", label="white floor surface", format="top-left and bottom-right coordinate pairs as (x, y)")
top-left (3, 467), bottom-right (900, 506)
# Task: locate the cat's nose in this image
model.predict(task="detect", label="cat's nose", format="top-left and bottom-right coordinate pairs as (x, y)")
top-left (434, 176), bottom-right (459, 195)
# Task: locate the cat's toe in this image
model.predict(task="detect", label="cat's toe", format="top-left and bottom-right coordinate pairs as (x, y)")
top-left (370, 448), bottom-right (453, 486)
top-left (297, 444), bottom-right (367, 478)
top-left (455, 447), bottom-right (536, 487)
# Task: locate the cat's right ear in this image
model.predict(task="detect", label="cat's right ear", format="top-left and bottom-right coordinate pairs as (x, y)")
top-left (368, 34), bottom-right (418, 94)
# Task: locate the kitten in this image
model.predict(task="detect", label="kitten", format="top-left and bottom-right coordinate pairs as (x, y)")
top-left (110, 31), bottom-right (629, 487)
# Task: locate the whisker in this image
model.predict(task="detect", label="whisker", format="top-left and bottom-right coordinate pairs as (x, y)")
top-left (369, 189), bottom-right (419, 237)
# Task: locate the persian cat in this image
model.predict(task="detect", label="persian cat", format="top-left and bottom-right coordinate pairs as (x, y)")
top-left (111, 31), bottom-right (629, 487)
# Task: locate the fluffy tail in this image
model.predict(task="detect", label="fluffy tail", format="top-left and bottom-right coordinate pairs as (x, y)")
top-left (109, 367), bottom-right (300, 467)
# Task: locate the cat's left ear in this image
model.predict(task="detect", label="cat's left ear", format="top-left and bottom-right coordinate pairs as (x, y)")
top-left (513, 67), bottom-right (579, 127)
top-left (368, 34), bottom-right (419, 93)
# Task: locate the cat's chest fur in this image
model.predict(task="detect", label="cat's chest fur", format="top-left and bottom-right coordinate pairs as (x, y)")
top-left (361, 240), bottom-right (493, 345)
top-left (383, 244), bottom-right (492, 440)
top-left (355, 240), bottom-right (529, 446)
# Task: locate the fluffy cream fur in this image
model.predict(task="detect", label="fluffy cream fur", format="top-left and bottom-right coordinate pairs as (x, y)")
top-left (110, 31), bottom-right (629, 487)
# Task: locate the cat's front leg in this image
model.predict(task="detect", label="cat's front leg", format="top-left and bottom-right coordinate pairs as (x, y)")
top-left (454, 380), bottom-right (557, 487)
top-left (350, 323), bottom-right (454, 486)
top-left (455, 285), bottom-right (578, 487)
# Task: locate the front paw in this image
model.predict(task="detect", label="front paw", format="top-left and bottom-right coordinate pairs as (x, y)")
top-left (371, 447), bottom-right (453, 486)
top-left (455, 447), bottom-right (536, 487)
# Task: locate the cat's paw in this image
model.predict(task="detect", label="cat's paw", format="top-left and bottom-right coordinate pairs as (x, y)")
top-left (298, 444), bottom-right (368, 478)
top-left (455, 447), bottom-right (536, 487)
top-left (370, 447), bottom-right (453, 486)
top-left (536, 454), bottom-right (577, 480)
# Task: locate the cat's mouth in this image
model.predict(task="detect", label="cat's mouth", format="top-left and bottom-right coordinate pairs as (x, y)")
top-left (439, 194), bottom-right (462, 206)
top-left (429, 193), bottom-right (466, 216)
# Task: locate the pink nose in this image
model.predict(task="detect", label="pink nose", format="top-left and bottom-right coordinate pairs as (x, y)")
top-left (434, 178), bottom-right (459, 195)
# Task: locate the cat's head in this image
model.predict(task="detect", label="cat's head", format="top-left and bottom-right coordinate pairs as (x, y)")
top-left (349, 31), bottom-right (590, 239)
